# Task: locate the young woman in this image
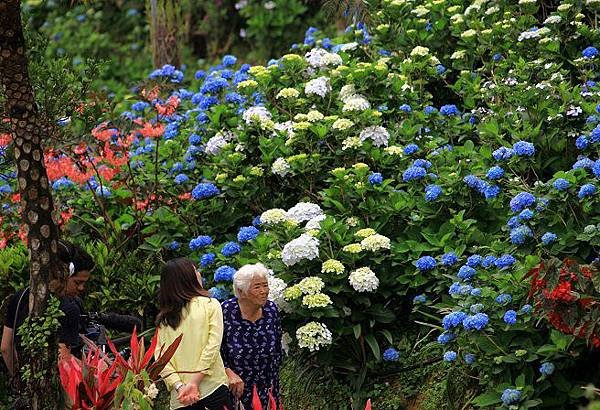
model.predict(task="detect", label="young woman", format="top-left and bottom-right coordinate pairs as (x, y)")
top-left (155, 258), bottom-right (232, 410)
top-left (1, 240), bottom-right (95, 405)
top-left (221, 263), bottom-right (283, 409)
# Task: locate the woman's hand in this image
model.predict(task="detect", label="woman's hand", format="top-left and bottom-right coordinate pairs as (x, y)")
top-left (177, 383), bottom-right (201, 406)
top-left (225, 368), bottom-right (245, 398)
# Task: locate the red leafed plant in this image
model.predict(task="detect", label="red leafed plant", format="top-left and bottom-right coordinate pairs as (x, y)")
top-left (244, 386), bottom-right (372, 410)
top-left (528, 257), bottom-right (600, 346)
top-left (58, 328), bottom-right (182, 409)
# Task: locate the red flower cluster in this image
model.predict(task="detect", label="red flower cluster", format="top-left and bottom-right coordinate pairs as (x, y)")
top-left (529, 258), bottom-right (600, 347)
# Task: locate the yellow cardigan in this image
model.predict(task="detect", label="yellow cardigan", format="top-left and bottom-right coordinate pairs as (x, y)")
top-left (155, 296), bottom-right (229, 409)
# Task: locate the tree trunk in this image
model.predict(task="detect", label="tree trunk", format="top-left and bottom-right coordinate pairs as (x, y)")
top-left (0, 1), bottom-right (61, 408)
top-left (148, 0), bottom-right (182, 68)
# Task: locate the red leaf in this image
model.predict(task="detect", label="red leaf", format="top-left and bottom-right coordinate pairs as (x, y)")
top-left (129, 326), bottom-right (140, 371)
top-left (148, 333), bottom-right (183, 381)
top-left (268, 388), bottom-right (276, 410)
top-left (365, 399), bottom-right (372, 410)
top-left (252, 385), bottom-right (263, 410)
top-left (140, 328), bottom-right (159, 369)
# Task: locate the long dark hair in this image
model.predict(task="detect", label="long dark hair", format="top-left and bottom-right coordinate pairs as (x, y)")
top-left (156, 258), bottom-right (209, 329)
top-left (51, 240), bottom-right (95, 296)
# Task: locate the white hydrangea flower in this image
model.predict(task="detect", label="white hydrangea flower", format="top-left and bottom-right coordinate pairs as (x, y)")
top-left (544, 15), bottom-right (562, 24)
top-left (268, 275), bottom-right (291, 312)
top-left (332, 118), bottom-right (354, 130)
top-left (204, 134), bottom-right (228, 155)
top-left (305, 76), bottom-right (331, 98)
top-left (359, 126), bottom-right (390, 147)
top-left (340, 42), bottom-right (358, 51)
top-left (276, 88), bottom-right (300, 99)
top-left (243, 106), bottom-right (272, 124)
top-left (281, 234), bottom-right (320, 266)
top-left (272, 157), bottom-right (291, 177)
top-left (360, 234), bottom-right (391, 252)
top-left (144, 383), bottom-right (159, 400)
top-left (349, 267), bottom-right (379, 292)
top-left (566, 105), bottom-right (582, 117)
top-left (298, 276), bottom-right (325, 294)
top-left (305, 214), bottom-right (326, 230)
top-left (274, 121), bottom-right (296, 139)
top-left (339, 84), bottom-right (357, 102)
top-left (342, 137), bottom-right (362, 150)
top-left (305, 48), bottom-right (343, 68)
top-left (306, 110), bottom-right (324, 122)
top-left (287, 202), bottom-right (323, 223)
top-left (260, 208), bottom-right (289, 225)
top-left (410, 46), bottom-right (430, 57)
top-left (296, 322), bottom-right (333, 351)
top-left (302, 293), bottom-right (332, 309)
top-left (342, 95), bottom-right (371, 112)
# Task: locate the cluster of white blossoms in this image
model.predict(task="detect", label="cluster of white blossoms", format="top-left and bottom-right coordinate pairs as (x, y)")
top-left (305, 48), bottom-right (343, 68)
top-left (302, 293), bottom-right (333, 309)
top-left (260, 208), bottom-right (289, 225)
top-left (359, 125), bottom-right (390, 147)
top-left (338, 83), bottom-right (371, 112)
top-left (281, 233), bottom-right (320, 266)
top-left (298, 276), bottom-right (325, 294)
top-left (273, 120), bottom-right (295, 140)
top-left (296, 321), bottom-right (333, 351)
top-left (332, 118), bottom-right (354, 131)
top-left (204, 129), bottom-right (235, 155)
top-left (305, 214), bottom-right (326, 230)
top-left (305, 76), bottom-right (331, 97)
top-left (267, 274), bottom-right (291, 312)
top-left (286, 202), bottom-right (323, 223)
top-left (276, 87), bottom-right (300, 99)
top-left (242, 106), bottom-right (272, 125)
top-left (349, 267), bottom-right (379, 292)
top-left (271, 157), bottom-right (291, 177)
top-left (360, 233), bottom-right (391, 252)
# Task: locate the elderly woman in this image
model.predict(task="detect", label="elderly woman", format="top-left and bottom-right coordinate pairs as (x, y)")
top-left (221, 263), bottom-right (283, 408)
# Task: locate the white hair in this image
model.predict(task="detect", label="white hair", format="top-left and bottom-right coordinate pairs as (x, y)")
top-left (233, 263), bottom-right (269, 297)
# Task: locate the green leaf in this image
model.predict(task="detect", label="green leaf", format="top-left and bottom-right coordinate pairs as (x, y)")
top-left (471, 392), bottom-right (501, 406)
top-left (364, 334), bottom-right (380, 361)
top-left (353, 324), bottom-right (361, 339)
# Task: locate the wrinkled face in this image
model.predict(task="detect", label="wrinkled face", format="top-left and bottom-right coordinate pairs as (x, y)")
top-left (65, 270), bottom-right (90, 297)
top-left (242, 276), bottom-right (269, 306)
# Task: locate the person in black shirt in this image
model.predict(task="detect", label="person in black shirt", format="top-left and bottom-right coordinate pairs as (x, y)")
top-left (1, 240), bottom-right (95, 385)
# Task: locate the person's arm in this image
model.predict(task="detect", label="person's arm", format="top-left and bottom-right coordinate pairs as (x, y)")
top-left (273, 304), bottom-right (283, 369)
top-left (1, 326), bottom-right (15, 376)
top-left (57, 300), bottom-right (82, 357)
top-left (219, 303), bottom-right (245, 398)
top-left (154, 327), bottom-right (183, 392)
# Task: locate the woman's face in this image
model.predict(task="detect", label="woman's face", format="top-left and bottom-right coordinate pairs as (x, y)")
top-left (65, 270), bottom-right (90, 297)
top-left (242, 276), bottom-right (269, 306)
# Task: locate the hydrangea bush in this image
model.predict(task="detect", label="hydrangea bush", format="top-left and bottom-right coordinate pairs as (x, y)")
top-left (3, 0), bottom-right (600, 406)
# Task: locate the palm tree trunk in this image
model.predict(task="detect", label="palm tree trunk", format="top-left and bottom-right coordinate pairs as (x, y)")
top-left (0, 1), bottom-right (61, 408)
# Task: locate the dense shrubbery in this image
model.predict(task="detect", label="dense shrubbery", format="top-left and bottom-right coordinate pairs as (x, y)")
top-left (3, 0), bottom-right (600, 408)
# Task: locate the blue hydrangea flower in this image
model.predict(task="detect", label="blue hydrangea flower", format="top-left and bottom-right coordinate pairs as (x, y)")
top-left (0, 184), bottom-right (12, 194)
top-left (237, 226), bottom-right (260, 243)
top-left (439, 104), bottom-right (459, 116)
top-left (539, 362), bottom-right (555, 376)
top-left (513, 141), bottom-right (535, 157)
top-left (413, 159), bottom-right (432, 169)
top-left (415, 256), bottom-right (437, 271)
top-left (424, 105), bottom-right (437, 115)
top-left (368, 172), bottom-right (383, 185)
top-left (222, 54), bottom-right (237, 66)
top-left (425, 185), bottom-right (442, 201)
top-left (443, 351), bottom-right (457, 362)
top-left (132, 101), bottom-right (149, 112)
top-left (507, 216), bottom-right (521, 229)
top-left (189, 235), bottom-right (213, 251)
top-left (174, 174), bottom-right (189, 185)
top-left (553, 178), bottom-right (570, 191)
top-left (214, 265), bottom-right (237, 282)
top-left (404, 144), bottom-right (419, 155)
top-left (437, 331), bottom-right (456, 344)
top-left (503, 310), bottom-right (517, 325)
top-left (573, 156), bottom-right (595, 170)
top-left (188, 133), bottom-right (202, 145)
top-left (501, 389), bottom-right (521, 406)
top-left (208, 286), bottom-right (230, 301)
top-left (402, 166), bottom-right (427, 181)
top-left (520, 304), bottom-right (533, 314)
top-left (95, 186), bottom-right (111, 197)
top-left (221, 241), bottom-right (241, 257)
top-left (576, 136), bottom-right (589, 150)
top-left (578, 183), bottom-right (597, 199)
top-left (449, 282), bottom-right (462, 296)
top-left (442, 311), bottom-right (468, 329)
top-left (457, 265), bottom-right (476, 280)
top-left (52, 177), bottom-right (74, 190)
top-left (467, 255), bottom-right (482, 268)
top-left (486, 166), bottom-right (504, 180)
top-left (541, 232), bottom-right (557, 245)
top-left (436, 64), bottom-right (446, 75)
top-left (383, 347), bottom-right (400, 362)
top-left (192, 183), bottom-right (220, 200)
top-left (464, 353), bottom-right (476, 365)
top-left (399, 104), bottom-right (412, 113)
top-left (492, 53), bottom-right (503, 61)
top-left (462, 313), bottom-right (489, 331)
top-left (413, 294), bottom-right (427, 303)
top-left (441, 252), bottom-right (458, 266)
top-left (510, 192), bottom-right (536, 213)
top-left (496, 293), bottom-right (512, 304)
top-left (593, 160), bottom-right (600, 178)
top-left (582, 46), bottom-right (599, 59)
top-left (482, 255), bottom-right (497, 268)
top-left (484, 185), bottom-right (501, 199)
top-left (495, 254), bottom-right (516, 269)
top-left (200, 253), bottom-right (216, 267)
top-left (166, 241), bottom-right (180, 251)
top-left (519, 209), bottom-right (534, 220)
top-left (252, 216), bottom-right (262, 226)
top-left (470, 288), bottom-right (482, 297)
top-left (493, 147), bottom-right (514, 161)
